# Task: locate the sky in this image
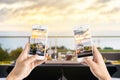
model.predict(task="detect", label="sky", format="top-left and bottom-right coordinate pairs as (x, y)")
top-left (0, 0), bottom-right (120, 36)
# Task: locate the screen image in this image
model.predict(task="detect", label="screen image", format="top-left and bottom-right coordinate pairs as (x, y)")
top-left (73, 25), bottom-right (93, 57)
top-left (29, 25), bottom-right (47, 56)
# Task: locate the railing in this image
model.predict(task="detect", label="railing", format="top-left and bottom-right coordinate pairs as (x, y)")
top-left (0, 36), bottom-right (120, 60)
top-left (1, 35), bottom-right (120, 50)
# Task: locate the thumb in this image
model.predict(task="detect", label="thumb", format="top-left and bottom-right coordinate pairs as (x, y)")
top-left (34, 57), bottom-right (47, 67)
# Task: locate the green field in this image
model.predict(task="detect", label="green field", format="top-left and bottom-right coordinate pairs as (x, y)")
top-left (0, 61), bottom-right (13, 65)
top-left (100, 50), bottom-right (120, 53)
top-left (57, 49), bottom-right (120, 53)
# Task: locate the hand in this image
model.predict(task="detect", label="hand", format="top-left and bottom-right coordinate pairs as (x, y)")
top-left (83, 46), bottom-right (111, 80)
top-left (7, 43), bottom-right (47, 80)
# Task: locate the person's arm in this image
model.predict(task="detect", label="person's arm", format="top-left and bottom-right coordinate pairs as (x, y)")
top-left (6, 43), bottom-right (47, 80)
top-left (83, 46), bottom-right (111, 80)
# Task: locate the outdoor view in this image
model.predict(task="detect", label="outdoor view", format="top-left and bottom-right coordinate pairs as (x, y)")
top-left (0, 0), bottom-right (120, 79)
top-left (0, 0), bottom-right (120, 64)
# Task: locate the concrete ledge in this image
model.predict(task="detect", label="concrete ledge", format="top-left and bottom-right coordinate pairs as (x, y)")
top-left (102, 53), bottom-right (120, 60)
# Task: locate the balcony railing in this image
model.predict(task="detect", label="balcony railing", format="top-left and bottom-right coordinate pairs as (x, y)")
top-left (0, 36), bottom-right (120, 62)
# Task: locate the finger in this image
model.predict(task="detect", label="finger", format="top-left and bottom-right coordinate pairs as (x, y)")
top-left (34, 57), bottom-right (47, 67)
top-left (81, 61), bottom-right (88, 66)
top-left (45, 53), bottom-right (48, 58)
top-left (84, 57), bottom-right (95, 67)
top-left (25, 55), bottom-right (38, 64)
top-left (93, 45), bottom-right (103, 61)
top-left (21, 43), bottom-right (30, 56)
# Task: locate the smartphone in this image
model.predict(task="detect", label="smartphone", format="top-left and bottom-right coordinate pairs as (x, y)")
top-left (73, 25), bottom-right (93, 62)
top-left (29, 25), bottom-right (48, 60)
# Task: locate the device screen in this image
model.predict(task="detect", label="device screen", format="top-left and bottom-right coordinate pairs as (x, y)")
top-left (29, 25), bottom-right (47, 57)
top-left (73, 25), bottom-right (93, 58)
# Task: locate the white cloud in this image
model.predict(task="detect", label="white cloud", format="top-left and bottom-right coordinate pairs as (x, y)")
top-left (0, 0), bottom-right (120, 36)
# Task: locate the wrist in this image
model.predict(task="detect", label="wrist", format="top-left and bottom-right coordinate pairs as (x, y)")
top-left (99, 75), bottom-right (112, 80)
top-left (6, 73), bottom-right (22, 80)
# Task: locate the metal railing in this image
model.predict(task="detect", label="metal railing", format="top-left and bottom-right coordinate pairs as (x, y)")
top-left (0, 36), bottom-right (120, 61)
top-left (1, 35), bottom-right (120, 49)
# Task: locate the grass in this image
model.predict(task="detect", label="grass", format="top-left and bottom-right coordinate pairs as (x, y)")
top-left (0, 61), bottom-right (13, 65)
top-left (99, 49), bottom-right (120, 53)
top-left (111, 60), bottom-right (120, 65)
top-left (58, 49), bottom-right (120, 53)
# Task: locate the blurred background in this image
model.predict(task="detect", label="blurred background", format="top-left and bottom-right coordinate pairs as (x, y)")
top-left (0, 0), bottom-right (120, 63)
top-left (0, 0), bottom-right (120, 79)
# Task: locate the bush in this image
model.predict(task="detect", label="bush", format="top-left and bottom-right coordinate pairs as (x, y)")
top-left (10, 47), bottom-right (23, 60)
top-left (103, 47), bottom-right (113, 50)
top-left (0, 46), bottom-right (10, 61)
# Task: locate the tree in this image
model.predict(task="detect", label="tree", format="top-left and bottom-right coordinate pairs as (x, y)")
top-left (59, 46), bottom-right (67, 50)
top-left (10, 47), bottom-right (23, 60)
top-left (97, 47), bottom-right (102, 50)
top-left (103, 47), bottom-right (113, 50)
top-left (0, 46), bottom-right (10, 61)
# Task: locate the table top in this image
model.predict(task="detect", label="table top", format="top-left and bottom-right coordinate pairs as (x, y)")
top-left (45, 60), bottom-right (80, 64)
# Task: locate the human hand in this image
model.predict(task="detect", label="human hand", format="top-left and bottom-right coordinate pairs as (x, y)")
top-left (83, 46), bottom-right (111, 80)
top-left (7, 43), bottom-right (47, 80)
